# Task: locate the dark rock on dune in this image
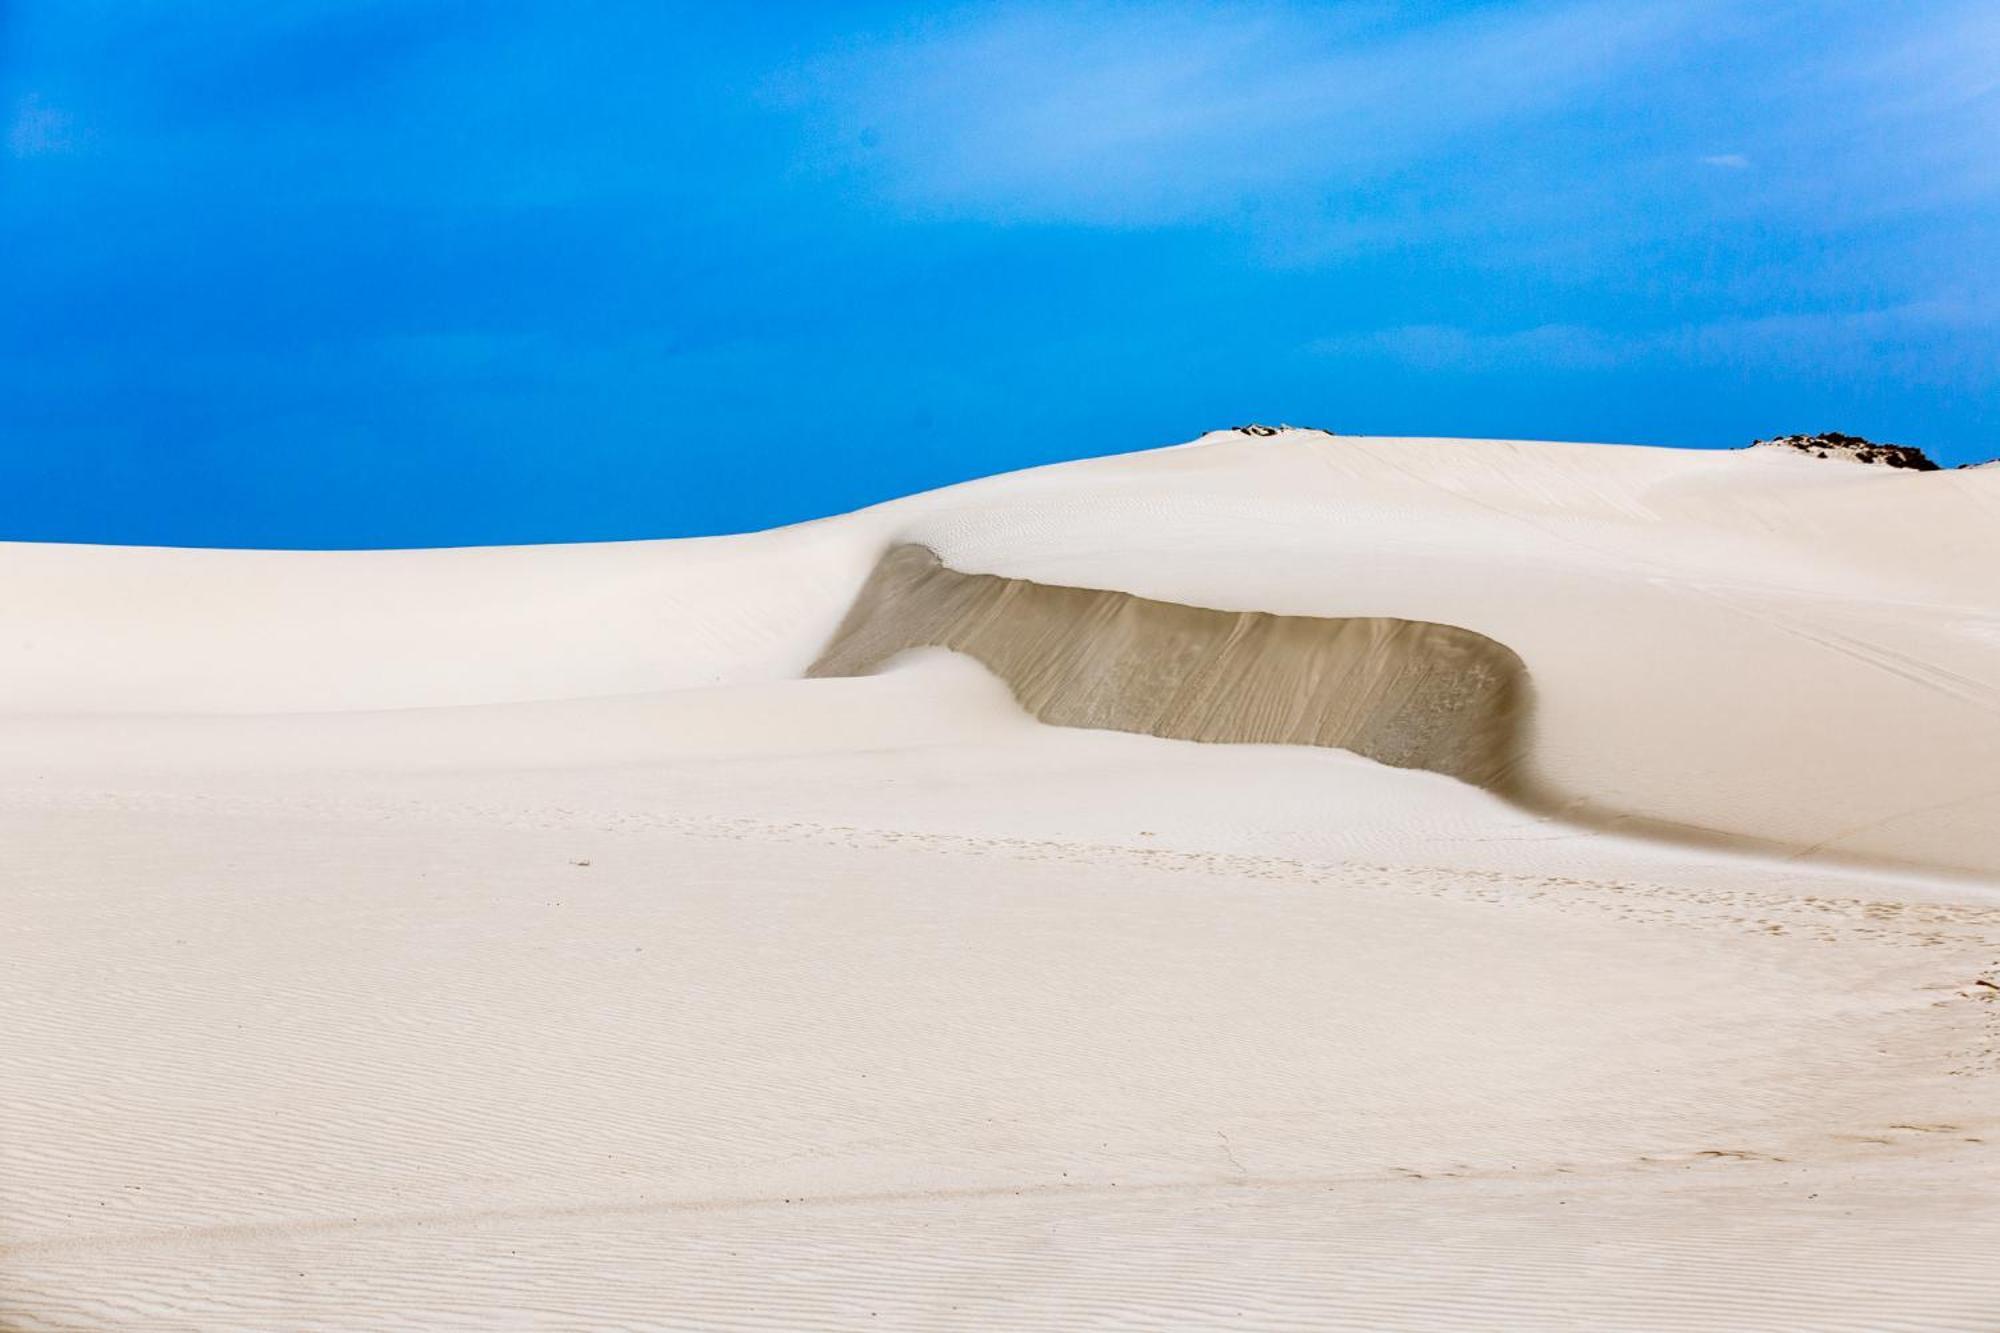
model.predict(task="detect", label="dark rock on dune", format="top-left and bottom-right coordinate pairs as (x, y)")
top-left (1751, 433), bottom-right (1940, 471)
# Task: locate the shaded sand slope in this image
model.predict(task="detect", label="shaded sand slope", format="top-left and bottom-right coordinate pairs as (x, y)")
top-left (810, 545), bottom-right (1530, 789)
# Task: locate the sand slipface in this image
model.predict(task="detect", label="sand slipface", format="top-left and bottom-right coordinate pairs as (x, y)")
top-left (810, 544), bottom-right (1531, 791)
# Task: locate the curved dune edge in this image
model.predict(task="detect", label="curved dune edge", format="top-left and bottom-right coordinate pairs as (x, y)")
top-left (809, 544), bottom-right (1535, 792)
top-left (808, 545), bottom-right (1990, 878)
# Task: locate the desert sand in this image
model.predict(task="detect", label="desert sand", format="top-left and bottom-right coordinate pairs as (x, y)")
top-left (4, 430), bottom-right (1998, 1329)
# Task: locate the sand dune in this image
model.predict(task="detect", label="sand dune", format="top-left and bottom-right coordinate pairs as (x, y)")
top-left (7, 430), bottom-right (1995, 873)
top-left (4, 431), bottom-right (1998, 1329)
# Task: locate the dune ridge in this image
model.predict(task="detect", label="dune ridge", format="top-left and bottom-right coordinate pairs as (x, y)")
top-left (810, 544), bottom-right (1531, 791)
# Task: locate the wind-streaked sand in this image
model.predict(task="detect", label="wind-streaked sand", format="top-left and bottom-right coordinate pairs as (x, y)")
top-left (810, 544), bottom-right (1531, 788)
top-left (4, 431), bottom-right (1998, 1330)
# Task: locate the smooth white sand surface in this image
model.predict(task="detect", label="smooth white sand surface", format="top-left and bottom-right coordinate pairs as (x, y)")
top-left (4, 432), bottom-right (1998, 1329)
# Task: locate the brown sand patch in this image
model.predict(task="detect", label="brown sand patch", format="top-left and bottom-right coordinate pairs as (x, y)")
top-left (810, 544), bottom-right (1531, 791)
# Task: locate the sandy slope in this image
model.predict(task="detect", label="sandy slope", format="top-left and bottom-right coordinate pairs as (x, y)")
top-left (810, 545), bottom-right (1531, 787)
top-left (3, 432), bottom-right (1998, 1329)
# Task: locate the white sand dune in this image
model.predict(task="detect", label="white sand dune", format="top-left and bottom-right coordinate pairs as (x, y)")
top-left (3, 430), bottom-right (1998, 1330)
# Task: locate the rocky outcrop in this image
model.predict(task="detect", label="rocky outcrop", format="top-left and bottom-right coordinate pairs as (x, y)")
top-left (1751, 433), bottom-right (1939, 471)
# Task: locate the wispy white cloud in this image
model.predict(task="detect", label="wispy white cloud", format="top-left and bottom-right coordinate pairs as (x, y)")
top-left (1315, 297), bottom-right (2000, 386)
top-left (773, 0), bottom-right (2000, 291)
top-left (1717, 3), bottom-right (2000, 219)
top-left (7, 93), bottom-right (77, 158)
top-left (774, 1), bottom-right (1711, 226)
top-left (766, 0), bottom-right (2000, 431)
top-left (1311, 322), bottom-right (1629, 373)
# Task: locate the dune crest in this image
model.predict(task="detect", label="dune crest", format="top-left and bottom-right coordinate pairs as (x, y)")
top-left (810, 544), bottom-right (1531, 791)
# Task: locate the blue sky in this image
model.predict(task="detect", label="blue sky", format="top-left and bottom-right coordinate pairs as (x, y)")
top-left (4, 1), bottom-right (1996, 546)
